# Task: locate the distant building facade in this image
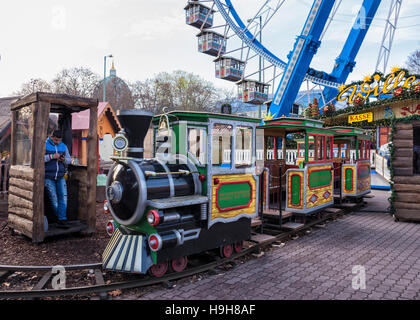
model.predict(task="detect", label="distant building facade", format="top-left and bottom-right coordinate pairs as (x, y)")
top-left (92, 62), bottom-right (134, 112)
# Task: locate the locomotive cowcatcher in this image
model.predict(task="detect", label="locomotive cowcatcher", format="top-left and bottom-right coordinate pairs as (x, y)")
top-left (102, 110), bottom-right (261, 277)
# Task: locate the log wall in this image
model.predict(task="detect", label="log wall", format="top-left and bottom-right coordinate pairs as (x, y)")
top-left (392, 122), bottom-right (420, 221)
top-left (7, 165), bottom-right (35, 238)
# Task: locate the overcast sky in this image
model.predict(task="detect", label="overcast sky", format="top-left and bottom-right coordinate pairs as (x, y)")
top-left (0, 0), bottom-right (419, 97)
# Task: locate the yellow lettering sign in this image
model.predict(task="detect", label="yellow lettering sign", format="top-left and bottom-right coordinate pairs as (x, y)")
top-left (348, 112), bottom-right (373, 124)
top-left (337, 70), bottom-right (420, 104)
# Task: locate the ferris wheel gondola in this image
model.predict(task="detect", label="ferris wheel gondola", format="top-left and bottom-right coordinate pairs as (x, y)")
top-left (185, 0), bottom-right (401, 118)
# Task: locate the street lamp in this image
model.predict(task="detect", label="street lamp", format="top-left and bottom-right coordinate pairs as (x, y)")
top-left (103, 54), bottom-right (113, 102)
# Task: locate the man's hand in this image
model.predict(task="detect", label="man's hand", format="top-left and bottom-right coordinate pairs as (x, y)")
top-left (53, 153), bottom-right (61, 160)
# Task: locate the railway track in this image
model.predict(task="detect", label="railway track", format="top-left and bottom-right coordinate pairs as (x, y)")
top-left (0, 201), bottom-right (364, 300)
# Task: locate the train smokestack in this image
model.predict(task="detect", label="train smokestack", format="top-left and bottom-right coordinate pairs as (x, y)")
top-left (117, 109), bottom-right (154, 158)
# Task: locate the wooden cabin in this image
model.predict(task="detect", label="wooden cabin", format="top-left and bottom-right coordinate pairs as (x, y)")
top-left (72, 102), bottom-right (121, 165)
top-left (197, 30), bottom-right (226, 57)
top-left (215, 57), bottom-right (245, 82)
top-left (8, 92), bottom-right (98, 243)
top-left (392, 115), bottom-right (420, 222)
top-left (237, 80), bottom-right (270, 105)
top-left (184, 1), bottom-right (214, 29)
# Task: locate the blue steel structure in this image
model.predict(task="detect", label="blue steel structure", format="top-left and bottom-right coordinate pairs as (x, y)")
top-left (268, 0), bottom-right (381, 117)
top-left (187, 0), bottom-right (383, 118)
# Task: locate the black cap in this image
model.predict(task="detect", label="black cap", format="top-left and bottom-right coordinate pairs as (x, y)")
top-left (52, 130), bottom-right (63, 139)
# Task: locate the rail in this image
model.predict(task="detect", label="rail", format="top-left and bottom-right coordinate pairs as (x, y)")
top-left (0, 200), bottom-right (366, 299)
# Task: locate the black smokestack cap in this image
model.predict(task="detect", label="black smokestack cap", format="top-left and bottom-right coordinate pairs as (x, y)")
top-left (117, 109), bottom-right (154, 158)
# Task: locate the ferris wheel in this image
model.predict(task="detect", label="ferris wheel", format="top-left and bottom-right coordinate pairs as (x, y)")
top-left (184, 0), bottom-right (403, 118)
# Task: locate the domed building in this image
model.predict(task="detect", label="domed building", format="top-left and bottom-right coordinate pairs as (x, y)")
top-left (93, 61), bottom-right (134, 112)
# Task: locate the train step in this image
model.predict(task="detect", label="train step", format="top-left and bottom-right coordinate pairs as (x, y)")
top-left (281, 222), bottom-right (305, 230)
top-left (335, 203), bottom-right (358, 209)
top-left (250, 233), bottom-right (277, 244)
top-left (363, 194), bottom-right (375, 198)
top-left (251, 218), bottom-right (262, 227)
top-left (323, 208), bottom-right (343, 214)
top-left (262, 210), bottom-right (293, 220)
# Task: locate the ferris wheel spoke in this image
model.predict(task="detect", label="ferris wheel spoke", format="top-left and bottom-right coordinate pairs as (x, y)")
top-left (244, 63), bottom-right (274, 81)
top-left (320, 0), bottom-right (342, 41)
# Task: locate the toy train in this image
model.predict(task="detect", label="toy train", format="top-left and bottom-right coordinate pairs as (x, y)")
top-left (102, 110), bottom-right (371, 277)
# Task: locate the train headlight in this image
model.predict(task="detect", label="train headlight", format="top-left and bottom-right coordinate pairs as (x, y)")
top-left (147, 210), bottom-right (160, 226)
top-left (148, 234), bottom-right (162, 252)
top-left (112, 134), bottom-right (129, 153)
top-left (104, 200), bottom-right (110, 214)
top-left (106, 220), bottom-right (114, 237)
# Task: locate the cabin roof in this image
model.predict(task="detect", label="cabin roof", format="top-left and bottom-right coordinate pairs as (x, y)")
top-left (184, 1), bottom-right (215, 12)
top-left (327, 126), bottom-right (371, 139)
top-left (72, 102), bottom-right (121, 132)
top-left (236, 79), bottom-right (270, 86)
top-left (196, 30), bottom-right (224, 37)
top-left (152, 110), bottom-right (261, 124)
top-left (11, 92), bottom-right (98, 113)
top-left (213, 56), bottom-right (245, 63)
top-left (0, 96), bottom-right (20, 135)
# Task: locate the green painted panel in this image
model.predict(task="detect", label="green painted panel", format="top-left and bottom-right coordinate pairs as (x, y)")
top-left (217, 182), bottom-right (252, 210)
top-left (291, 175), bottom-right (301, 205)
top-left (308, 170), bottom-right (332, 189)
top-left (345, 168), bottom-right (353, 191)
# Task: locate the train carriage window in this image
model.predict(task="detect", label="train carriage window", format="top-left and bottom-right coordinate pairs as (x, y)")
top-left (212, 124), bottom-right (232, 167)
top-left (316, 135), bottom-right (325, 161)
top-left (187, 127), bottom-right (207, 166)
top-left (235, 127), bottom-right (252, 168)
top-left (265, 136), bottom-right (275, 160)
top-left (308, 135), bottom-right (315, 161)
top-left (326, 136), bottom-right (332, 160)
top-left (15, 106), bottom-right (33, 166)
top-left (359, 140), bottom-right (366, 160)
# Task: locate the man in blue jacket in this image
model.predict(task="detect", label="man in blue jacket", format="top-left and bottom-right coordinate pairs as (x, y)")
top-left (44, 130), bottom-right (71, 228)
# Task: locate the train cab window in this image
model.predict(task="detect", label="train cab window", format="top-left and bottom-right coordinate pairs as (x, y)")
top-left (212, 124), bottom-right (232, 167)
top-left (15, 106), bottom-right (33, 166)
top-left (235, 127), bottom-right (252, 168)
top-left (155, 126), bottom-right (172, 160)
top-left (187, 127), bottom-right (207, 165)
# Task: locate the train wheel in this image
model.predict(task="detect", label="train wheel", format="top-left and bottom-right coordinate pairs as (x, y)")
top-left (171, 256), bottom-right (188, 273)
top-left (220, 244), bottom-right (233, 258)
top-left (149, 261), bottom-right (169, 278)
top-left (234, 241), bottom-right (243, 253)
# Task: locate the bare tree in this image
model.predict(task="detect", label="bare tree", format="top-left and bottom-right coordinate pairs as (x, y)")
top-left (406, 49), bottom-right (420, 74)
top-left (14, 78), bottom-right (52, 95)
top-left (130, 70), bottom-right (225, 114)
top-left (51, 67), bottom-right (101, 97)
